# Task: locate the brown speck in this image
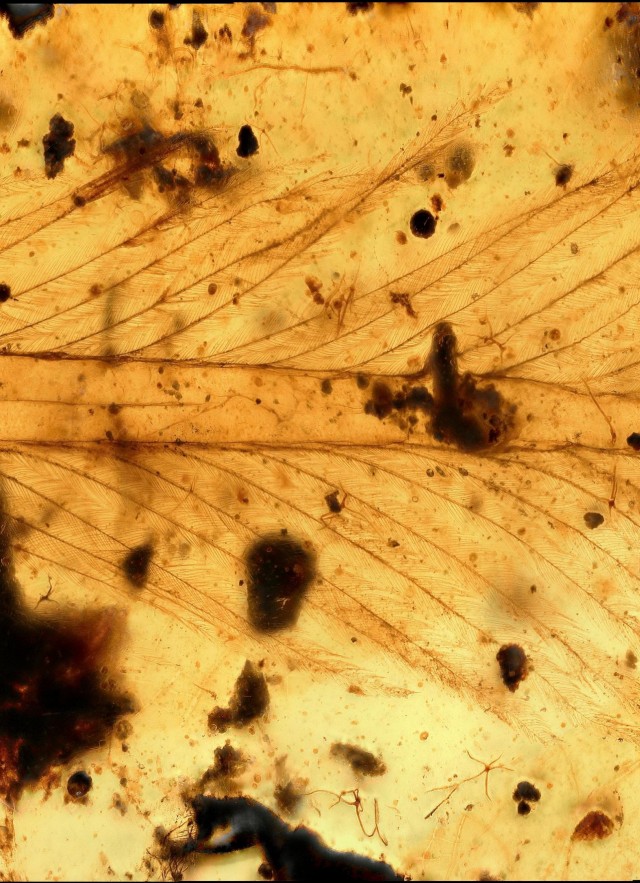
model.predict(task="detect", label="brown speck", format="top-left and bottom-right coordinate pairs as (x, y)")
top-left (503, 143), bottom-right (515, 157)
top-left (208, 660), bottom-right (269, 733)
top-left (108, 402), bottom-right (121, 416)
top-left (321, 378), bottom-right (332, 395)
top-left (324, 491), bottom-right (342, 514)
top-left (517, 800), bottom-right (531, 815)
top-left (208, 283), bottom-right (217, 295)
top-left (570, 242), bottom-right (579, 254)
top-left (400, 83), bottom-right (412, 96)
top-left (625, 650), bottom-right (637, 669)
top-left (549, 328), bottom-right (561, 341)
top-left (0, 284), bottom-right (11, 303)
top-left (122, 543), bottom-right (153, 590)
top-left (67, 771), bottom-right (92, 800)
top-left (395, 231), bottom-right (407, 244)
top-left (584, 512), bottom-right (604, 530)
top-left (555, 164), bottom-right (573, 187)
top-left (626, 432), bottom-right (640, 450)
top-left (390, 290), bottom-right (417, 318)
top-left (330, 742), bottom-right (386, 777)
top-left (496, 643), bottom-right (529, 692)
top-left (431, 194), bottom-right (443, 213)
top-left (571, 810), bottom-right (614, 841)
top-left (43, 114), bottom-right (75, 179)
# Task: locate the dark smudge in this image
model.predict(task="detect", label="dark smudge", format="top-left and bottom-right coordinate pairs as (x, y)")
top-left (571, 810), bottom-right (614, 841)
top-left (330, 742), bottom-right (387, 777)
top-left (0, 502), bottom-right (134, 803)
top-left (198, 741), bottom-right (248, 789)
top-left (43, 114), bottom-right (75, 179)
top-left (163, 795), bottom-right (404, 880)
top-left (67, 770), bottom-right (92, 800)
top-left (184, 9), bottom-right (208, 49)
top-left (444, 144), bottom-right (475, 188)
top-left (0, 3), bottom-right (53, 38)
top-left (0, 283), bottom-right (11, 302)
top-left (208, 660), bottom-right (269, 733)
top-left (237, 124), bottom-right (259, 158)
top-left (583, 511), bottom-right (604, 529)
top-left (245, 535), bottom-right (316, 632)
top-left (496, 643), bottom-right (529, 692)
top-left (555, 163), bottom-right (573, 187)
top-left (122, 543), bottom-right (153, 589)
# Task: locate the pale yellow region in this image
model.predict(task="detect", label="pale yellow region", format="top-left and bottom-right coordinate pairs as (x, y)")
top-left (0, 3), bottom-right (639, 882)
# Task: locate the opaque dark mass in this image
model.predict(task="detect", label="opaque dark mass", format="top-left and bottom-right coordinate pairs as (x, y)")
top-left (429, 323), bottom-right (515, 451)
top-left (149, 9), bottom-right (165, 28)
top-left (410, 209), bottom-right (437, 239)
top-left (330, 742), bottom-right (386, 777)
top-left (555, 163), bottom-right (573, 187)
top-left (198, 741), bottom-right (247, 787)
top-left (0, 283), bottom-right (11, 302)
top-left (627, 432), bottom-right (640, 450)
top-left (170, 795), bottom-right (404, 881)
top-left (208, 660), bottom-right (269, 733)
top-left (513, 781), bottom-right (541, 802)
top-left (0, 3), bottom-right (54, 38)
top-left (517, 800), bottom-right (531, 815)
top-left (496, 643), bottom-right (529, 692)
top-left (584, 511), bottom-right (604, 529)
top-left (184, 9), bottom-right (208, 48)
top-left (0, 513), bottom-right (134, 803)
top-left (245, 535), bottom-right (316, 631)
top-left (122, 543), bottom-right (153, 589)
top-left (43, 114), bottom-right (75, 179)
top-left (67, 770), bottom-right (92, 799)
top-left (324, 491), bottom-right (342, 513)
top-left (237, 124), bottom-right (259, 158)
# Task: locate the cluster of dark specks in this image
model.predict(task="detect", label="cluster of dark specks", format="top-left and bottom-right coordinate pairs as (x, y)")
top-left (513, 780), bottom-right (541, 816)
top-left (208, 660), bottom-right (270, 733)
top-left (43, 114), bottom-right (75, 179)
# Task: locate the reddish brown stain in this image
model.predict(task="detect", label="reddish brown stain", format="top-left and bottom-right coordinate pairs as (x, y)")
top-left (571, 810), bottom-right (614, 841)
top-left (208, 661), bottom-right (270, 733)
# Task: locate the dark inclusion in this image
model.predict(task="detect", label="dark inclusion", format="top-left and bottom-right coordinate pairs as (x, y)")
top-left (208, 660), bottom-right (269, 733)
top-left (67, 770), bottom-right (92, 799)
top-left (43, 114), bottom-right (75, 179)
top-left (237, 124), bottom-right (259, 158)
top-left (513, 780), bottom-right (540, 816)
top-left (122, 542), bottom-right (153, 589)
top-left (0, 3), bottom-right (54, 38)
top-left (330, 742), bottom-right (386, 777)
top-left (0, 515), bottom-right (134, 803)
top-left (161, 795), bottom-right (404, 881)
top-left (245, 535), bottom-right (316, 631)
top-left (496, 643), bottom-right (529, 692)
top-left (363, 322), bottom-right (516, 452)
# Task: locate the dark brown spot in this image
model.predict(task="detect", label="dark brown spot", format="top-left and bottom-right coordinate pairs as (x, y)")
top-left (429, 323), bottom-right (516, 452)
top-left (517, 800), bottom-right (531, 815)
top-left (122, 543), bottom-right (153, 590)
top-left (108, 402), bottom-right (121, 416)
top-left (513, 781), bottom-right (541, 802)
top-left (67, 770), bottom-right (92, 800)
top-left (0, 283), bottom-right (11, 303)
top-left (330, 743), bottom-right (386, 777)
top-left (584, 511), bottom-right (604, 529)
top-left (626, 649), bottom-right (638, 669)
top-left (198, 741), bottom-right (247, 787)
top-left (390, 290), bottom-right (417, 318)
top-left (627, 432), bottom-right (640, 450)
top-left (321, 378), bottom-right (332, 395)
top-left (43, 114), bottom-right (75, 179)
top-left (346, 2), bottom-right (373, 13)
top-left (571, 810), bottom-right (614, 841)
top-left (208, 660), bottom-right (269, 733)
top-left (511, 2), bottom-right (540, 15)
top-left (356, 373), bottom-right (370, 389)
top-left (149, 9), bottom-right (165, 28)
top-left (237, 124), bottom-right (259, 158)
top-left (258, 862), bottom-right (274, 880)
top-left (410, 209), bottom-right (437, 239)
top-left (496, 643), bottom-right (529, 692)
top-left (324, 491), bottom-right (342, 514)
top-left (184, 10), bottom-right (208, 48)
top-left (0, 3), bottom-right (53, 38)
top-left (555, 164), bottom-right (573, 187)
top-left (245, 536), bottom-right (316, 631)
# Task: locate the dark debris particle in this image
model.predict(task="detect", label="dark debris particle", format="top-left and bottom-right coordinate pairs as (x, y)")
top-left (626, 649), bottom-right (638, 669)
top-left (325, 491), bottom-right (342, 514)
top-left (517, 800), bottom-right (531, 816)
top-left (208, 660), bottom-right (269, 733)
top-left (258, 862), bottom-right (274, 880)
top-left (0, 3), bottom-right (54, 38)
top-left (330, 742), bottom-right (386, 777)
top-left (584, 511), bottom-right (604, 529)
top-left (184, 9), bottom-right (208, 48)
top-left (346, 2), bottom-right (374, 12)
top-left (67, 770), bottom-right (92, 800)
top-left (513, 781), bottom-right (541, 802)
top-left (274, 780), bottom-right (303, 815)
top-left (511, 1), bottom-right (540, 14)
top-left (627, 432), bottom-right (640, 450)
top-left (199, 741), bottom-right (247, 787)
top-left (0, 284), bottom-right (11, 303)
top-left (410, 209), bottom-right (437, 239)
top-left (356, 373), bottom-right (370, 389)
top-left (122, 543), bottom-right (153, 590)
top-left (149, 9), bottom-right (165, 28)
top-left (176, 795), bottom-right (404, 880)
top-left (245, 536), bottom-right (316, 631)
top-left (242, 6), bottom-right (271, 42)
top-left (43, 114), bottom-right (75, 179)
top-left (571, 810), bottom-right (614, 841)
top-left (321, 378), bottom-right (332, 395)
top-left (237, 124), bottom-right (259, 158)
top-left (496, 643), bottom-right (529, 692)
top-left (555, 164), bottom-right (573, 187)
